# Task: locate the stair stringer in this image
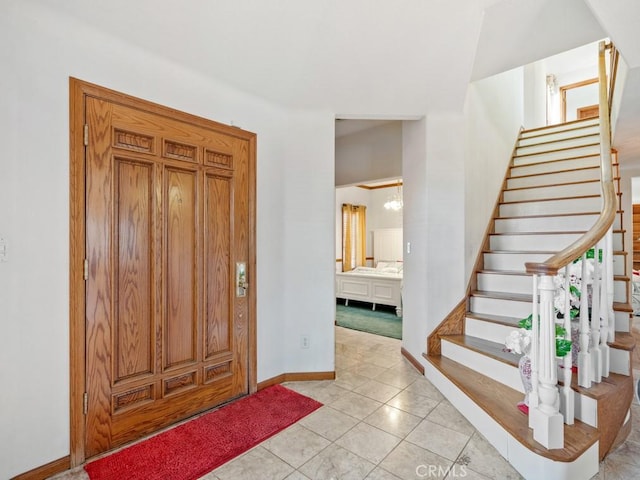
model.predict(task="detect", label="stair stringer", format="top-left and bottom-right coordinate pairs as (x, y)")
top-left (425, 362), bottom-right (600, 480)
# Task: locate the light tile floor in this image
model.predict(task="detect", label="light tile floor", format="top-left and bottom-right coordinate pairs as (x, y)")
top-left (51, 327), bottom-right (640, 480)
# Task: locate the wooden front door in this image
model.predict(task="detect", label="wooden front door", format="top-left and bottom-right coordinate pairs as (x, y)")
top-left (75, 81), bottom-right (255, 459)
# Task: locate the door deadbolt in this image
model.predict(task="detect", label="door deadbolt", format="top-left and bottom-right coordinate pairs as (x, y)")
top-left (236, 262), bottom-right (248, 297)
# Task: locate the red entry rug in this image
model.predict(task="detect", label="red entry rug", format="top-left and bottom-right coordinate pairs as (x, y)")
top-left (84, 385), bottom-right (322, 480)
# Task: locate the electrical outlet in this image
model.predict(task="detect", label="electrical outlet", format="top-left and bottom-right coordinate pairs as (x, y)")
top-left (301, 335), bottom-right (310, 349)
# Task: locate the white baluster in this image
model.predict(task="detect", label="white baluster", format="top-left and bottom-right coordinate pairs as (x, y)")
top-left (606, 228), bottom-right (616, 345)
top-left (600, 235), bottom-right (611, 377)
top-left (559, 267), bottom-right (574, 424)
top-left (578, 253), bottom-right (592, 388)
top-left (529, 274), bottom-right (539, 429)
top-left (591, 246), bottom-right (602, 383)
top-left (530, 274), bottom-right (564, 449)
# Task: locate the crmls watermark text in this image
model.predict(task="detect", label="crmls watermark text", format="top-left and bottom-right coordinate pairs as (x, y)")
top-left (416, 464), bottom-right (468, 478)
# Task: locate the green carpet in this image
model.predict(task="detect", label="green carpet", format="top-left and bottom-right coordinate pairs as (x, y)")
top-left (335, 301), bottom-right (402, 339)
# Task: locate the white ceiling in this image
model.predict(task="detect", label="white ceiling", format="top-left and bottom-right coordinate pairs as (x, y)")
top-left (29, 0), bottom-right (611, 113)
top-left (29, 0), bottom-right (640, 164)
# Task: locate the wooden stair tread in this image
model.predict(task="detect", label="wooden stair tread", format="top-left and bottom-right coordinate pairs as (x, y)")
top-left (497, 211), bottom-right (621, 220)
top-left (522, 118), bottom-right (598, 136)
top-left (479, 269), bottom-right (532, 276)
top-left (610, 331), bottom-right (636, 351)
top-left (471, 290), bottom-right (531, 302)
top-left (563, 372), bottom-right (631, 400)
top-left (466, 312), bottom-right (521, 327)
top-left (614, 301), bottom-right (633, 313)
top-left (506, 179), bottom-right (599, 192)
top-left (514, 143), bottom-right (599, 159)
top-left (425, 355), bottom-right (599, 462)
top-left (509, 165), bottom-right (599, 180)
top-left (500, 194), bottom-right (600, 206)
top-left (490, 230), bottom-right (587, 236)
top-left (443, 334), bottom-right (517, 365)
top-left (511, 153), bottom-right (599, 167)
top-left (517, 133), bottom-right (599, 148)
top-left (484, 249), bottom-right (556, 254)
top-left (490, 229), bottom-right (624, 236)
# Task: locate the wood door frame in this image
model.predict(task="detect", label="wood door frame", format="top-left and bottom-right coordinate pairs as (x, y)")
top-left (69, 77), bottom-right (257, 466)
top-left (559, 77), bottom-right (598, 123)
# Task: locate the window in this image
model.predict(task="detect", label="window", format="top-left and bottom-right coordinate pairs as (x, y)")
top-left (342, 204), bottom-right (366, 271)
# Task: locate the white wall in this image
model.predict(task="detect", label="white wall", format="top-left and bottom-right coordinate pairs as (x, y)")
top-left (0, 2), bottom-right (334, 476)
top-left (335, 122), bottom-right (402, 186)
top-left (464, 67), bottom-right (525, 279)
top-left (282, 111), bottom-right (336, 373)
top-left (402, 113), bottom-right (467, 362)
top-left (523, 62), bottom-right (547, 128)
top-left (401, 118), bottom-right (429, 361)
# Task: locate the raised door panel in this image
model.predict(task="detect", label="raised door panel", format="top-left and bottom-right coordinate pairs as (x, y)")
top-left (164, 167), bottom-right (198, 370)
top-left (114, 159), bottom-right (155, 382)
top-left (204, 172), bottom-right (232, 360)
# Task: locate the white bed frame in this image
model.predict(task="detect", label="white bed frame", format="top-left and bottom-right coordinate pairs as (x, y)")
top-left (335, 271), bottom-right (402, 317)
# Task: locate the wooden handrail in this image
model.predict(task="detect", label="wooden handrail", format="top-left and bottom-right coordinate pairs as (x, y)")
top-left (608, 43), bottom-right (619, 115)
top-left (525, 41), bottom-right (616, 276)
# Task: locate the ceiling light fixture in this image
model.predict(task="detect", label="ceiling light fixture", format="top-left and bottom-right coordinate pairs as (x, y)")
top-left (384, 180), bottom-right (403, 211)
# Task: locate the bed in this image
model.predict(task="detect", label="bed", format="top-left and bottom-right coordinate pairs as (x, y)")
top-left (335, 262), bottom-right (403, 316)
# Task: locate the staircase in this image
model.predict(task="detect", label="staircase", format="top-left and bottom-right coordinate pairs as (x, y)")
top-left (424, 117), bottom-right (636, 479)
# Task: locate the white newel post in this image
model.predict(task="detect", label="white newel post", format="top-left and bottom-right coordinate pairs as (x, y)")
top-left (578, 253), bottom-right (592, 388)
top-left (530, 274), bottom-right (564, 449)
top-left (591, 245), bottom-right (602, 384)
top-left (560, 268), bottom-right (574, 424)
top-left (529, 275), bottom-right (540, 429)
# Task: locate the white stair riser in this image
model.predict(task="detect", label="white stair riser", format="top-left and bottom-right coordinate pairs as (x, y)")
top-left (520, 119), bottom-right (599, 139)
top-left (470, 296), bottom-right (531, 318)
top-left (424, 363), bottom-right (600, 480)
top-left (465, 317), bottom-right (517, 345)
top-left (614, 280), bottom-right (627, 303)
top-left (518, 125), bottom-right (600, 146)
top-left (514, 145), bottom-right (600, 166)
top-left (574, 390), bottom-right (598, 428)
top-left (500, 196), bottom-right (601, 217)
top-left (441, 340), bottom-right (524, 393)
top-left (511, 156), bottom-right (600, 177)
top-left (478, 276), bottom-right (626, 305)
top-left (478, 273), bottom-right (532, 295)
top-left (615, 310), bottom-right (630, 332)
top-left (484, 252), bottom-right (626, 275)
top-left (489, 232), bottom-right (623, 252)
top-left (484, 252), bottom-right (552, 271)
top-left (507, 168), bottom-right (600, 189)
top-left (490, 233), bottom-right (582, 251)
top-left (503, 182), bottom-right (600, 202)
top-left (610, 348), bottom-right (631, 375)
top-left (612, 255), bottom-right (625, 276)
top-left (494, 214), bottom-right (620, 233)
top-left (516, 135), bottom-right (599, 156)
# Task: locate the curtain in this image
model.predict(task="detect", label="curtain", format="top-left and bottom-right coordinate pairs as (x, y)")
top-left (342, 204), bottom-right (366, 271)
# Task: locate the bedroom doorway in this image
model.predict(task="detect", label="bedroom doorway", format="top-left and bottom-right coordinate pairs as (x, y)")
top-left (335, 119), bottom-right (403, 341)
